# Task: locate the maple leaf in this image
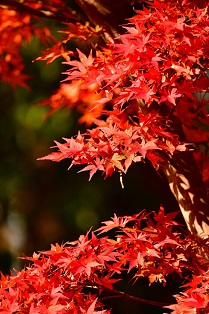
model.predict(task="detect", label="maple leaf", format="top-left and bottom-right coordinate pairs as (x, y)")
top-left (110, 153), bottom-right (125, 172)
top-left (130, 139), bottom-right (160, 159)
top-left (0, 300), bottom-right (20, 314)
top-left (151, 53), bottom-right (164, 71)
top-left (160, 88), bottom-right (182, 106)
top-left (29, 303), bottom-right (40, 314)
top-left (78, 157), bottom-right (105, 180)
top-left (154, 237), bottom-right (179, 249)
top-left (153, 206), bottom-right (179, 226)
top-left (97, 213), bottom-right (131, 234)
top-left (81, 298), bottom-right (107, 314)
top-left (64, 49), bottom-right (94, 80)
top-left (47, 303), bottom-right (66, 314)
top-left (36, 42), bottom-right (71, 64)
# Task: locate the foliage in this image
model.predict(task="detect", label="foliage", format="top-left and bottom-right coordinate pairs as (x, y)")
top-left (0, 207), bottom-right (209, 313)
top-left (0, 0), bottom-right (209, 313)
top-left (37, 0), bottom-right (209, 183)
top-left (0, 7), bottom-right (51, 88)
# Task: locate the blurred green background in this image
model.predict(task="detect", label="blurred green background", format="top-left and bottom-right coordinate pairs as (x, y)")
top-left (0, 20), bottom-right (180, 313)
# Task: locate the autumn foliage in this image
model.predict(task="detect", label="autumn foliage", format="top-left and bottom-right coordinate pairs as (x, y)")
top-left (1, 208), bottom-right (209, 313)
top-left (0, 0), bottom-right (209, 313)
top-left (38, 1), bottom-right (209, 183)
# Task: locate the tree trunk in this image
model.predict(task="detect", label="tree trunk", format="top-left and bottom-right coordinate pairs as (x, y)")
top-left (162, 152), bottom-right (209, 238)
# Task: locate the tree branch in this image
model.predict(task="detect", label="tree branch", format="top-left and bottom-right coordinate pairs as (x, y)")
top-left (74, 0), bottom-right (139, 40)
top-left (99, 286), bottom-right (172, 308)
top-left (85, 281), bottom-right (172, 308)
top-left (0, 0), bottom-right (85, 23)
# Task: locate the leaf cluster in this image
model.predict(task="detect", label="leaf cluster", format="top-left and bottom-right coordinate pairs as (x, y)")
top-left (0, 207), bottom-right (209, 313)
top-left (39, 0), bottom-right (209, 181)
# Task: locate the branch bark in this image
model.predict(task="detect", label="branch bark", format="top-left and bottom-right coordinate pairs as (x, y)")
top-left (161, 152), bottom-right (209, 238)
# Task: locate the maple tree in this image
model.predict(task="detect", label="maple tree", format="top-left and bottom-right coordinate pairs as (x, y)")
top-left (0, 0), bottom-right (209, 313)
